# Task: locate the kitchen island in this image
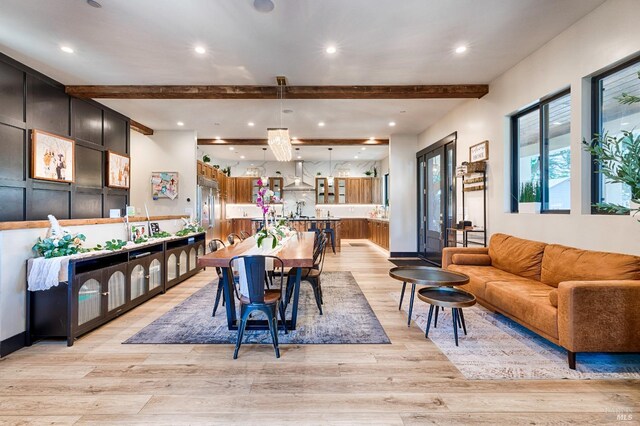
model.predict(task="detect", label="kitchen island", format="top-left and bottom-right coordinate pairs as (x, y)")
top-left (251, 217), bottom-right (342, 252)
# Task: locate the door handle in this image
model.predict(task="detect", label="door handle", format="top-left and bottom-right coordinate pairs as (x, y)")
top-left (101, 292), bottom-right (109, 296)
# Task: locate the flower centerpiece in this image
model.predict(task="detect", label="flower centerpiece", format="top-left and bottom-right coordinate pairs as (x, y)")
top-left (256, 219), bottom-right (292, 249)
top-left (32, 215), bottom-right (87, 258)
top-left (255, 178), bottom-right (279, 228)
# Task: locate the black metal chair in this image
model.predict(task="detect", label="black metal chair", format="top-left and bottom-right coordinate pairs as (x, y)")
top-left (286, 232), bottom-right (328, 314)
top-left (208, 239), bottom-right (227, 317)
top-left (240, 230), bottom-right (251, 240)
top-left (323, 221), bottom-right (336, 254)
top-left (227, 233), bottom-right (243, 245)
top-left (229, 255), bottom-right (288, 359)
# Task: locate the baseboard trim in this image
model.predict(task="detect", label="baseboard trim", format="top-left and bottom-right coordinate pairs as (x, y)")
top-left (0, 331), bottom-right (26, 357)
top-left (389, 251), bottom-right (418, 258)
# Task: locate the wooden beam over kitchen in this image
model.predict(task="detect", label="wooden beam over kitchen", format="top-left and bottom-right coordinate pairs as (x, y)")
top-left (66, 84), bottom-right (489, 99)
top-left (197, 138), bottom-right (389, 146)
top-left (129, 119), bottom-right (154, 135)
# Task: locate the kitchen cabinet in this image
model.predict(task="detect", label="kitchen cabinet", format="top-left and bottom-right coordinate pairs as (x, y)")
top-left (341, 218), bottom-right (368, 239)
top-left (270, 177), bottom-right (284, 200)
top-left (367, 219), bottom-right (389, 250)
top-left (317, 177), bottom-right (348, 204)
top-left (234, 177), bottom-right (253, 204)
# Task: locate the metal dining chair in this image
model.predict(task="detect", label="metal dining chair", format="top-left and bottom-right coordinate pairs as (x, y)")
top-left (286, 232), bottom-right (328, 314)
top-left (227, 233), bottom-right (243, 245)
top-left (240, 230), bottom-right (251, 240)
top-left (208, 239), bottom-right (227, 317)
top-left (229, 255), bottom-right (288, 359)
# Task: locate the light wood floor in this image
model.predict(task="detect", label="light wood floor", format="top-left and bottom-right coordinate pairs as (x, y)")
top-left (0, 240), bottom-right (638, 425)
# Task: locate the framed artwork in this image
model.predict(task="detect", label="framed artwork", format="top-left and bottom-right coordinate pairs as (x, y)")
top-left (150, 222), bottom-right (160, 234)
top-left (469, 140), bottom-right (489, 162)
top-left (130, 224), bottom-right (148, 241)
top-left (151, 172), bottom-right (179, 200)
top-left (31, 129), bottom-right (75, 183)
top-left (107, 151), bottom-right (130, 189)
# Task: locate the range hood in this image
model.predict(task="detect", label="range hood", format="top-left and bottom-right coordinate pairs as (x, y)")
top-left (283, 161), bottom-right (315, 192)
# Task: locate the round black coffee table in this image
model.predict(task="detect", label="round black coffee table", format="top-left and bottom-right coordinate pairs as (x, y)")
top-left (417, 286), bottom-right (476, 346)
top-left (388, 266), bottom-right (469, 327)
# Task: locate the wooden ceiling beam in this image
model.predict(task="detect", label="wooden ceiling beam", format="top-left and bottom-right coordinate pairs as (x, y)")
top-left (129, 119), bottom-right (154, 135)
top-left (66, 84), bottom-right (488, 99)
top-left (197, 138), bottom-right (389, 146)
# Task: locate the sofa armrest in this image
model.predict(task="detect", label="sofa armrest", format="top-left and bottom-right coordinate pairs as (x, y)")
top-left (557, 280), bottom-right (640, 352)
top-left (442, 247), bottom-right (489, 269)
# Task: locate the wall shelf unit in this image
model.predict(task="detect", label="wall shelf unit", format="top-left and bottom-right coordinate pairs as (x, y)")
top-left (446, 169), bottom-right (487, 247)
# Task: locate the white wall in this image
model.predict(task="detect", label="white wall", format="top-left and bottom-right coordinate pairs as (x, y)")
top-left (418, 0), bottom-right (640, 255)
top-left (131, 130), bottom-right (198, 218)
top-left (0, 219), bottom-right (186, 341)
top-left (389, 134), bottom-right (418, 253)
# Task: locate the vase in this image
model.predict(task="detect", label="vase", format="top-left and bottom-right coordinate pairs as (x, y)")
top-left (258, 236), bottom-right (275, 251)
top-left (518, 202), bottom-right (541, 214)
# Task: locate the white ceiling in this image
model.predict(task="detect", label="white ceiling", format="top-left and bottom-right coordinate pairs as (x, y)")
top-left (0, 0), bottom-right (606, 138)
top-left (200, 144), bottom-right (389, 162)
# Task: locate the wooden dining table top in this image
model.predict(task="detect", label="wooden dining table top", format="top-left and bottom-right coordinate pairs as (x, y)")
top-left (198, 232), bottom-right (316, 269)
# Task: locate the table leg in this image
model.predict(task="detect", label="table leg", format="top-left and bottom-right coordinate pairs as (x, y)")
top-left (407, 283), bottom-right (416, 327)
top-left (452, 308), bottom-right (459, 346)
top-left (459, 308), bottom-right (467, 335)
top-left (222, 267), bottom-right (237, 330)
top-left (425, 305), bottom-right (434, 338)
top-left (398, 282), bottom-right (406, 310)
top-left (434, 306), bottom-right (439, 328)
top-left (290, 267), bottom-right (303, 330)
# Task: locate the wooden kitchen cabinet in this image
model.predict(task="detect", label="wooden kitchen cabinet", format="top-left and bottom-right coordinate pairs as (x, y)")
top-left (234, 177), bottom-right (253, 204)
top-left (367, 219), bottom-right (389, 250)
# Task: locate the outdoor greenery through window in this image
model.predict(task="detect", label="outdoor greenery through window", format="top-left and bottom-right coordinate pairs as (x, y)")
top-left (511, 90), bottom-right (571, 213)
top-left (592, 58), bottom-right (640, 211)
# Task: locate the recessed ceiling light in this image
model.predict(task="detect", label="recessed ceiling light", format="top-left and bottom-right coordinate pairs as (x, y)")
top-left (326, 46), bottom-right (337, 54)
top-left (177, 121), bottom-right (184, 126)
top-left (60, 46), bottom-right (74, 53)
top-left (354, 156), bottom-right (359, 159)
top-left (194, 46), bottom-right (206, 54)
top-left (215, 136), bottom-right (221, 140)
top-left (318, 121), bottom-right (325, 127)
top-left (240, 155), bottom-right (245, 159)
top-left (361, 147), bottom-right (366, 151)
top-left (86, 0), bottom-right (101, 8)
top-left (229, 146), bottom-right (234, 151)
top-left (248, 121), bottom-right (255, 127)
top-left (455, 45), bottom-right (467, 54)
top-left (388, 121), bottom-right (396, 127)
top-left (253, 0), bottom-right (274, 13)
top-left (297, 155), bottom-right (302, 159)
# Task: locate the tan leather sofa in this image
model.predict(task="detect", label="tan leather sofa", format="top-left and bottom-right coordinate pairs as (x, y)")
top-left (442, 233), bottom-right (640, 369)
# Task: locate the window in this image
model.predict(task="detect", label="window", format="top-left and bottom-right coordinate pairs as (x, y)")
top-left (511, 90), bottom-right (571, 213)
top-left (591, 57), bottom-right (640, 212)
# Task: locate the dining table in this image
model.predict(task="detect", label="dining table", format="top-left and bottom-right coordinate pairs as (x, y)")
top-left (198, 231), bottom-right (315, 331)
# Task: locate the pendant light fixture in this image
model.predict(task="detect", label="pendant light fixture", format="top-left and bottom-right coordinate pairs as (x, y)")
top-left (267, 78), bottom-right (292, 161)
top-left (327, 148), bottom-right (334, 186)
top-left (261, 147), bottom-right (269, 183)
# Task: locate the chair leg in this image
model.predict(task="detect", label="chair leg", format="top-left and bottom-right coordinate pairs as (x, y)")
top-left (233, 307), bottom-right (250, 359)
top-left (212, 281), bottom-right (223, 317)
top-left (311, 280), bottom-right (323, 315)
top-left (264, 274), bottom-right (270, 289)
top-left (568, 351), bottom-right (576, 369)
top-left (265, 308), bottom-right (280, 359)
top-left (317, 277), bottom-right (323, 304)
top-left (399, 281), bottom-right (406, 310)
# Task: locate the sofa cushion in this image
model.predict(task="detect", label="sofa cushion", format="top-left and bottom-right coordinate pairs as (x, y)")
top-left (548, 289), bottom-right (558, 307)
top-left (452, 253), bottom-right (492, 266)
top-left (488, 233), bottom-right (547, 281)
top-left (447, 265), bottom-right (526, 300)
top-left (485, 279), bottom-right (558, 339)
top-left (540, 244), bottom-right (640, 287)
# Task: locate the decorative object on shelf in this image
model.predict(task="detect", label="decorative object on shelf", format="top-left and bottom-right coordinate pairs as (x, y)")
top-left (103, 239), bottom-right (127, 251)
top-left (584, 72), bottom-right (639, 222)
top-left (130, 225), bottom-right (149, 244)
top-left (222, 166), bottom-right (231, 176)
top-left (202, 154), bottom-right (211, 163)
top-left (465, 160), bottom-right (486, 173)
top-left (213, 164), bottom-right (220, 169)
top-left (267, 80), bottom-right (292, 161)
top-left (151, 171), bottom-right (179, 200)
top-left (456, 164), bottom-right (467, 177)
top-left (469, 140), bottom-right (489, 162)
top-left (518, 180), bottom-right (541, 214)
top-left (31, 129), bottom-right (75, 183)
top-left (364, 170), bottom-right (373, 176)
top-left (373, 166), bottom-right (378, 177)
top-left (316, 172), bottom-right (321, 176)
top-left (106, 150), bottom-right (130, 189)
top-left (176, 218), bottom-right (204, 237)
top-left (275, 170), bottom-right (282, 175)
top-left (150, 222), bottom-right (160, 234)
top-left (463, 185), bottom-right (485, 192)
top-left (151, 230), bottom-right (172, 238)
top-left (32, 216), bottom-right (86, 258)
top-left (255, 178), bottom-right (279, 228)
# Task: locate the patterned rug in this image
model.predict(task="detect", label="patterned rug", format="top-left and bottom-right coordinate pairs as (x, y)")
top-left (124, 272), bottom-right (390, 345)
top-left (392, 292), bottom-right (640, 380)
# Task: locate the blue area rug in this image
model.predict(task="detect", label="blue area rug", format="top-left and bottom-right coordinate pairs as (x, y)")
top-left (124, 272), bottom-right (390, 345)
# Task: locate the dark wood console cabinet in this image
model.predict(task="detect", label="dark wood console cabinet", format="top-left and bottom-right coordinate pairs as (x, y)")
top-left (26, 233), bottom-right (205, 346)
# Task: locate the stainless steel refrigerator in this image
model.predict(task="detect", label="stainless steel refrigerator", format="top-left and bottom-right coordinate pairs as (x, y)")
top-left (196, 176), bottom-right (219, 248)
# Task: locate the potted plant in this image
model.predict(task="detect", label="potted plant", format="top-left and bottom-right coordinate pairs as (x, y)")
top-left (316, 172), bottom-right (321, 176)
top-left (212, 164), bottom-right (220, 170)
top-left (518, 180), bottom-right (541, 214)
top-left (364, 170), bottom-right (373, 177)
top-left (584, 71), bottom-right (640, 222)
top-left (202, 154), bottom-right (211, 163)
top-left (275, 170), bottom-right (282, 175)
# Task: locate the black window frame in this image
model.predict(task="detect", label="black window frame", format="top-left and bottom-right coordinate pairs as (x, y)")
top-left (511, 88), bottom-right (571, 214)
top-left (590, 55), bottom-right (640, 214)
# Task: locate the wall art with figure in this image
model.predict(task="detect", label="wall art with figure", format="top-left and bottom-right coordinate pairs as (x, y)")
top-left (31, 129), bottom-right (75, 183)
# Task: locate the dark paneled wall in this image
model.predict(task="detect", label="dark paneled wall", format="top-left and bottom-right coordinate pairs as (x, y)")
top-left (0, 53), bottom-right (130, 222)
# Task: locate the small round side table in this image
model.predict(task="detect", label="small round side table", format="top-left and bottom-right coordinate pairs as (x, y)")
top-left (417, 286), bottom-right (476, 346)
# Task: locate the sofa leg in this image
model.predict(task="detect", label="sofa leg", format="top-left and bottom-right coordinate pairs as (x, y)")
top-left (567, 351), bottom-right (576, 370)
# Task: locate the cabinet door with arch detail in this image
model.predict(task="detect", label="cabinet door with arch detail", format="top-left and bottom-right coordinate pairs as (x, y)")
top-left (148, 253), bottom-right (164, 292)
top-left (179, 249), bottom-right (188, 276)
top-left (128, 258), bottom-right (148, 301)
top-left (104, 264), bottom-right (127, 315)
top-left (166, 250), bottom-right (179, 283)
top-left (74, 270), bottom-right (104, 328)
top-left (188, 247), bottom-right (197, 272)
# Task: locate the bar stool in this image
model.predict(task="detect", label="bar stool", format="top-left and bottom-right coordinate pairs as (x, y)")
top-left (323, 221), bottom-right (336, 254)
top-left (308, 221), bottom-right (319, 233)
